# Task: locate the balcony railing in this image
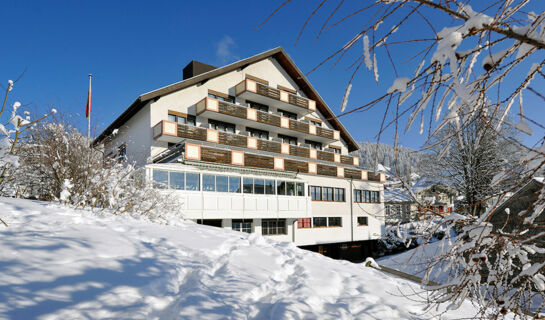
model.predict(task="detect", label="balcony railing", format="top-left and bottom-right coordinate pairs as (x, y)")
top-left (235, 79), bottom-right (316, 112)
top-left (196, 97), bottom-right (340, 142)
top-left (153, 120), bottom-right (367, 172)
top-left (182, 142), bottom-right (382, 182)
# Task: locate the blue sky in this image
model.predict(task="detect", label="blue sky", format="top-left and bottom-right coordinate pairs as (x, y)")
top-left (1, 1), bottom-right (544, 150)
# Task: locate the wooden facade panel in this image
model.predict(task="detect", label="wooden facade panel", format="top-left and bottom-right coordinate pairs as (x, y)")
top-left (219, 131), bottom-right (246, 148)
top-left (317, 164), bottom-right (338, 177)
top-left (341, 155), bottom-right (353, 166)
top-left (316, 127), bottom-right (334, 140)
top-left (178, 125), bottom-right (207, 141)
top-left (317, 151), bottom-right (335, 162)
top-left (368, 172), bottom-right (381, 182)
top-left (219, 102), bottom-right (246, 118)
top-left (257, 139), bottom-right (281, 153)
top-left (257, 111), bottom-right (281, 127)
top-left (256, 82), bottom-right (281, 100)
top-left (245, 153), bottom-right (274, 169)
top-left (284, 159), bottom-right (307, 172)
top-left (200, 147), bottom-right (231, 164)
top-left (289, 120), bottom-right (308, 134)
top-left (288, 94), bottom-right (308, 109)
top-left (290, 145), bottom-right (309, 158)
top-left (344, 168), bottom-right (361, 180)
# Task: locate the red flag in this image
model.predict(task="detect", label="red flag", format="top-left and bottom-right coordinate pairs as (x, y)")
top-left (86, 75), bottom-right (92, 119)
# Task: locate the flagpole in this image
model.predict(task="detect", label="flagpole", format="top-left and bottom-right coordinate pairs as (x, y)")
top-left (87, 74), bottom-right (92, 140)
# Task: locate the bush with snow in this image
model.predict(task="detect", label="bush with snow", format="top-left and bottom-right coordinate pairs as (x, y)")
top-left (9, 121), bottom-right (183, 221)
top-left (0, 80), bottom-right (56, 225)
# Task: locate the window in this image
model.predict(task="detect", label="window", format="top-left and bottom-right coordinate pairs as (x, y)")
top-left (310, 186), bottom-right (344, 202)
top-left (323, 187), bottom-right (334, 201)
top-left (305, 139), bottom-right (322, 150)
top-left (354, 190), bottom-right (380, 203)
top-left (297, 218), bottom-right (311, 229)
top-left (313, 217), bottom-right (327, 227)
top-left (277, 181), bottom-right (286, 195)
top-left (254, 178), bottom-right (265, 194)
top-left (354, 190), bottom-right (362, 203)
top-left (168, 113), bottom-right (196, 126)
top-left (265, 179), bottom-right (275, 195)
top-left (232, 220), bottom-right (252, 233)
top-left (170, 171), bottom-right (185, 190)
top-left (309, 120), bottom-right (321, 127)
top-left (229, 176), bottom-right (241, 193)
top-left (278, 109), bottom-right (297, 120)
top-left (331, 147), bottom-right (341, 154)
top-left (247, 100), bottom-right (269, 112)
top-left (209, 119), bottom-right (236, 133)
top-left (202, 174), bottom-right (215, 192)
top-left (278, 134), bottom-right (297, 145)
top-left (185, 173), bottom-right (200, 191)
top-left (153, 170), bottom-right (168, 189)
top-left (215, 175), bottom-right (228, 192)
top-left (328, 217), bottom-right (342, 227)
top-left (246, 127), bottom-right (269, 140)
top-left (364, 190), bottom-right (371, 203)
top-left (243, 177), bottom-right (253, 194)
top-left (357, 217), bottom-right (369, 226)
top-left (334, 188), bottom-right (345, 202)
top-left (310, 186), bottom-right (322, 201)
top-left (286, 181), bottom-right (295, 196)
top-left (296, 183), bottom-right (305, 196)
top-left (208, 93), bottom-right (235, 103)
top-left (262, 219), bottom-right (287, 235)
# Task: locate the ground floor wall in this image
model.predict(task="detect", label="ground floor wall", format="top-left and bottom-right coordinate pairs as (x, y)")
top-left (196, 218), bottom-right (379, 261)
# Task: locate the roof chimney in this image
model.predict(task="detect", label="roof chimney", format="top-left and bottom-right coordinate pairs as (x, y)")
top-left (183, 61), bottom-right (217, 80)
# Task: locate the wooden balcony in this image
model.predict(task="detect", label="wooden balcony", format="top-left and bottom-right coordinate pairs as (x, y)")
top-left (196, 97), bottom-right (339, 143)
top-left (152, 120), bottom-right (364, 173)
top-left (183, 142), bottom-right (382, 182)
top-left (235, 79), bottom-right (316, 115)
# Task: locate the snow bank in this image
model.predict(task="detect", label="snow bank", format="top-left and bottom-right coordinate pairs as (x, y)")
top-left (0, 198), bottom-right (481, 319)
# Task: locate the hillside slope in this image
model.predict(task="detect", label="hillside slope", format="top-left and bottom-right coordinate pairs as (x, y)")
top-left (0, 198), bottom-right (481, 319)
top-left (352, 142), bottom-right (424, 176)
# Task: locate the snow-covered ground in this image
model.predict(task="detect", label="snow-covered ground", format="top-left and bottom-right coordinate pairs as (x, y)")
top-left (379, 237), bottom-right (453, 284)
top-left (0, 197), bottom-right (482, 319)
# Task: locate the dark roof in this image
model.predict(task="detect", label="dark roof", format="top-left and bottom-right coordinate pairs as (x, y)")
top-left (93, 47), bottom-right (359, 151)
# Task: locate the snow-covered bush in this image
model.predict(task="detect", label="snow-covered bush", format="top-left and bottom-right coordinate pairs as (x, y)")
top-left (12, 121), bottom-right (182, 220)
top-left (0, 80), bottom-right (56, 225)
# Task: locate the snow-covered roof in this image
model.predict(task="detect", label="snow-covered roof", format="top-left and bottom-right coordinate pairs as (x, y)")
top-left (384, 188), bottom-right (413, 203)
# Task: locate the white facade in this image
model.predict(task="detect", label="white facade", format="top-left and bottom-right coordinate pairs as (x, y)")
top-left (99, 48), bottom-right (385, 248)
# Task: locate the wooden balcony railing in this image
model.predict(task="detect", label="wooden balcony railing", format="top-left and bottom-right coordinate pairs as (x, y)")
top-left (235, 79), bottom-right (317, 112)
top-left (183, 142), bottom-right (382, 182)
top-left (196, 97), bottom-right (339, 141)
top-left (153, 120), bottom-right (368, 176)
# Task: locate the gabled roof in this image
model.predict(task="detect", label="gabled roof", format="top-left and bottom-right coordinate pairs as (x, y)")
top-left (93, 47), bottom-right (359, 151)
